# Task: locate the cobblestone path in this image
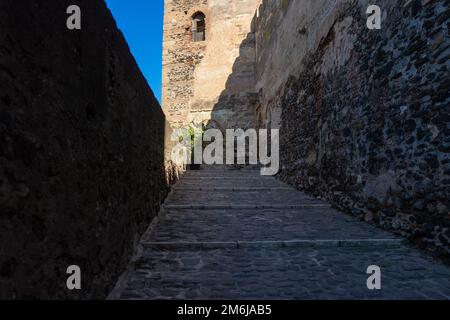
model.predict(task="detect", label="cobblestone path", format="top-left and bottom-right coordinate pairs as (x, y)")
top-left (110, 167), bottom-right (450, 300)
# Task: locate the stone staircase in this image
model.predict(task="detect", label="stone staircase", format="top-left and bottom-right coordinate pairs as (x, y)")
top-left (110, 167), bottom-right (450, 300)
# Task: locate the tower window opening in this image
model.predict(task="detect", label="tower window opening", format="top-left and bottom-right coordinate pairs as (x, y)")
top-left (192, 12), bottom-right (206, 42)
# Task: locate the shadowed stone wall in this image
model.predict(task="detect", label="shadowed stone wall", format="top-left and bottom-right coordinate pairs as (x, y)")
top-left (0, 0), bottom-right (180, 299)
top-left (255, 0), bottom-right (449, 261)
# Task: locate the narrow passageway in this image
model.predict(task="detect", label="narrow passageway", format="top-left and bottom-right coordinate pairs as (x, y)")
top-left (110, 166), bottom-right (450, 300)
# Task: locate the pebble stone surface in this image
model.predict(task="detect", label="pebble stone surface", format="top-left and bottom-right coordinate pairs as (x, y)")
top-left (110, 167), bottom-right (450, 300)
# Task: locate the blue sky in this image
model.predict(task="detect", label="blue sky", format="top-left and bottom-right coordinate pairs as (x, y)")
top-left (105, 0), bottom-right (164, 104)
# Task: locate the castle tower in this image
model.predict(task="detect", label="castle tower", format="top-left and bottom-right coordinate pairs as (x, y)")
top-left (162, 0), bottom-right (261, 130)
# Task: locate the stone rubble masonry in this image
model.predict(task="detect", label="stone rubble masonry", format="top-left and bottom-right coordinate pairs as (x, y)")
top-left (0, 0), bottom-right (182, 299)
top-left (162, 0), bottom-right (262, 129)
top-left (254, 0), bottom-right (449, 262)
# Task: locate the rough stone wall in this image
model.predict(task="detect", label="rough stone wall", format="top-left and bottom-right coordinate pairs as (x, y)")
top-left (162, 0), bottom-right (208, 128)
top-left (0, 0), bottom-right (180, 299)
top-left (162, 0), bottom-right (261, 129)
top-left (255, 0), bottom-right (450, 261)
top-left (255, 0), bottom-right (345, 130)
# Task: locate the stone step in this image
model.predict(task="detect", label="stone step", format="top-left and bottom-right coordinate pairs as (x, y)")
top-left (117, 246), bottom-right (450, 300)
top-left (141, 239), bottom-right (405, 250)
top-left (166, 189), bottom-right (325, 207)
top-left (173, 187), bottom-right (293, 191)
top-left (163, 204), bottom-right (330, 210)
top-left (184, 170), bottom-right (262, 176)
top-left (143, 208), bottom-right (397, 243)
top-left (186, 166), bottom-right (261, 171)
top-left (175, 179), bottom-right (287, 189)
top-left (181, 176), bottom-right (279, 180)
top-left (112, 167), bottom-right (450, 301)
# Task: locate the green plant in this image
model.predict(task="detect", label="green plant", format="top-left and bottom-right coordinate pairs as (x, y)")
top-left (187, 124), bottom-right (203, 150)
top-left (177, 124), bottom-right (204, 166)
